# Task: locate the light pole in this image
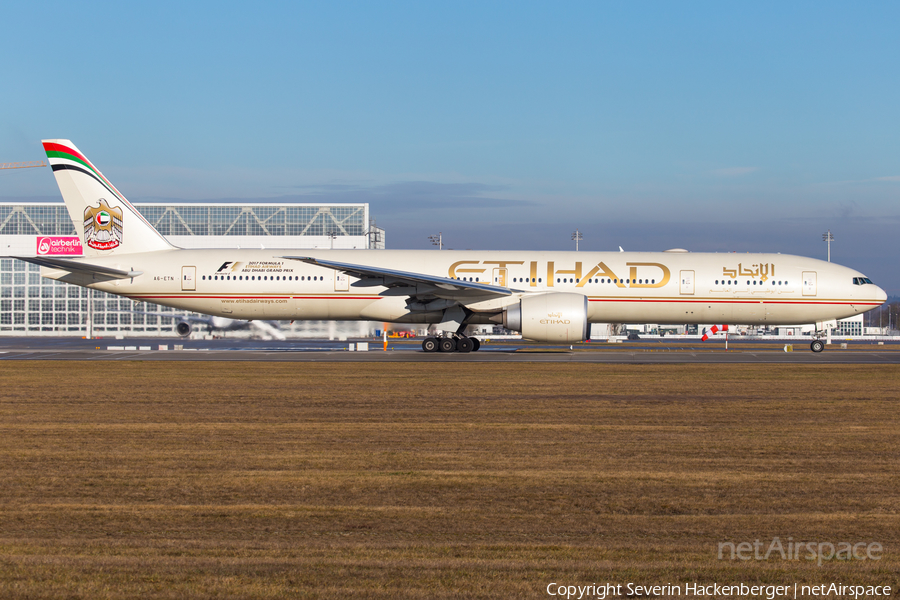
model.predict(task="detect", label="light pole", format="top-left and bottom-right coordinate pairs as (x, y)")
top-left (571, 229), bottom-right (583, 251)
top-left (429, 232), bottom-right (443, 250)
top-left (327, 230), bottom-right (338, 250)
top-left (822, 230), bottom-right (834, 262)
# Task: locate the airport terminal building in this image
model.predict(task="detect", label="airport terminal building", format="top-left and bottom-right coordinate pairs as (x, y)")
top-left (0, 200), bottom-right (385, 337)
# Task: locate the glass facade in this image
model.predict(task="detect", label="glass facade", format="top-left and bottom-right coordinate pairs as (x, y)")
top-left (139, 204), bottom-right (368, 237)
top-left (1, 203), bottom-right (370, 238)
top-left (837, 316), bottom-right (863, 336)
top-left (0, 205), bottom-right (76, 235)
top-left (0, 259), bottom-right (188, 335)
top-left (0, 201), bottom-right (382, 336)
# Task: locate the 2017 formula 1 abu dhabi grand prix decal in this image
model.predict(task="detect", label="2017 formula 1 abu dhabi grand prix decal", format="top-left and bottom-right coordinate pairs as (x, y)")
top-left (83, 199), bottom-right (123, 251)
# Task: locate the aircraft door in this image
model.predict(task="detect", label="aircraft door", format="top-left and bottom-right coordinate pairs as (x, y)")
top-left (802, 271), bottom-right (817, 296)
top-left (334, 271), bottom-right (349, 292)
top-left (182, 266), bottom-right (196, 291)
top-left (492, 268), bottom-right (508, 287)
top-left (679, 270), bottom-right (694, 295)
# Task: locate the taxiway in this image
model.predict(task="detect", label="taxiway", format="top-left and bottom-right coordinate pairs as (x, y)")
top-left (0, 338), bottom-right (898, 364)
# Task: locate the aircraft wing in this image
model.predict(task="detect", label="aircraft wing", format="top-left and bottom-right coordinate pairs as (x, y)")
top-left (281, 256), bottom-right (513, 299)
top-left (13, 256), bottom-right (142, 279)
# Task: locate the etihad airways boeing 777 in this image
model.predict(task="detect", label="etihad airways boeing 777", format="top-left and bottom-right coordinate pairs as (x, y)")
top-left (14, 140), bottom-right (887, 353)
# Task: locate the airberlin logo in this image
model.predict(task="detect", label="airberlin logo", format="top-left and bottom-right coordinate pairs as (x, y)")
top-left (36, 236), bottom-right (83, 256)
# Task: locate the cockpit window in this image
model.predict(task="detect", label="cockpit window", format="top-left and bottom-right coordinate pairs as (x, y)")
top-left (852, 277), bottom-right (875, 285)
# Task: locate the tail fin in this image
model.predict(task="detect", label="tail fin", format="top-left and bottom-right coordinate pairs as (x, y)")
top-left (42, 139), bottom-right (175, 256)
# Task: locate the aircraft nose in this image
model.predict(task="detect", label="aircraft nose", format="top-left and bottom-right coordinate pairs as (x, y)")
top-left (875, 285), bottom-right (888, 304)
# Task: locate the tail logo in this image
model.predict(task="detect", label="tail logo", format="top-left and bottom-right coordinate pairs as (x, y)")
top-left (84, 199), bottom-right (124, 251)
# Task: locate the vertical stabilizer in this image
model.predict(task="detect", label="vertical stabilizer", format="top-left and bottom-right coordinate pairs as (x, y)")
top-left (42, 139), bottom-right (175, 256)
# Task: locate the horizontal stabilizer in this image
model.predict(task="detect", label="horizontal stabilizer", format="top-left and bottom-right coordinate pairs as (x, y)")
top-left (282, 256), bottom-right (512, 297)
top-left (13, 256), bottom-right (142, 279)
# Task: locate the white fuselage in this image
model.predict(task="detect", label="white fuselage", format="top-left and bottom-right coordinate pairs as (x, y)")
top-left (44, 249), bottom-right (887, 327)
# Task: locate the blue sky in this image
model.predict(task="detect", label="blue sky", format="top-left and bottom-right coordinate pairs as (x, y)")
top-left (3, 2), bottom-right (899, 293)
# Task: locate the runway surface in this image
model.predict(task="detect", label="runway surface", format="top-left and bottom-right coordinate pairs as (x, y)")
top-left (1, 337), bottom-right (898, 363)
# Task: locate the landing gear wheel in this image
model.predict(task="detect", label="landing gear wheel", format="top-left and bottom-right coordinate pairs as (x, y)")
top-left (422, 337), bottom-right (439, 352)
top-left (439, 338), bottom-right (457, 352)
top-left (810, 339), bottom-right (825, 353)
top-left (471, 337), bottom-right (481, 352)
top-left (456, 337), bottom-right (474, 353)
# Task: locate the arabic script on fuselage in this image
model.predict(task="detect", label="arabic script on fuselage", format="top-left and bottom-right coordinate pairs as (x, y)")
top-left (722, 263), bottom-right (775, 282)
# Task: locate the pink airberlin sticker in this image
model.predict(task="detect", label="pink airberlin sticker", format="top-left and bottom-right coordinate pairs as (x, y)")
top-left (36, 236), bottom-right (83, 256)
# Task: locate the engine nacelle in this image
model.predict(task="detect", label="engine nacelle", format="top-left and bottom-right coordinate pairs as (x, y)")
top-left (175, 321), bottom-right (192, 337)
top-left (503, 293), bottom-right (588, 343)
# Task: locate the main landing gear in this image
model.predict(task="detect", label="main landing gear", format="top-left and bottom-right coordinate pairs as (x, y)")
top-left (422, 335), bottom-right (481, 353)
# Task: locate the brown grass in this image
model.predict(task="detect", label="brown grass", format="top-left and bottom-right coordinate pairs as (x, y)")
top-left (0, 362), bottom-right (897, 598)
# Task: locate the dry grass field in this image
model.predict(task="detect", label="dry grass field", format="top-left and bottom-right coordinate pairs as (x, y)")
top-left (0, 362), bottom-right (897, 599)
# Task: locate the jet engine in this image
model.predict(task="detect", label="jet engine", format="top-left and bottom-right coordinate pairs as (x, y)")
top-left (502, 293), bottom-right (588, 343)
top-left (175, 321), bottom-right (192, 337)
